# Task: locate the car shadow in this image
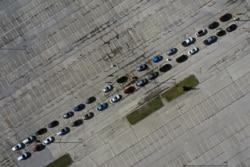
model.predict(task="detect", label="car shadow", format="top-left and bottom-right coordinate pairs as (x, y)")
top-left (183, 86), bottom-right (199, 91)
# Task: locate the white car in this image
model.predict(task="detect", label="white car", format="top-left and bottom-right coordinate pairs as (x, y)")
top-left (12, 143), bottom-right (24, 151)
top-left (182, 37), bottom-right (195, 47)
top-left (17, 152), bottom-right (31, 161)
top-left (42, 136), bottom-right (55, 145)
top-left (110, 94), bottom-right (122, 103)
top-left (22, 135), bottom-right (36, 144)
top-left (188, 47), bottom-right (199, 55)
top-left (103, 85), bottom-right (113, 93)
top-left (195, 29), bottom-right (207, 37)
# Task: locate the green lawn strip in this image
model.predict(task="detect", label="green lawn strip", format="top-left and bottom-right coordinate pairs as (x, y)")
top-left (46, 154), bottom-right (73, 167)
top-left (162, 75), bottom-right (199, 102)
top-left (127, 96), bottom-right (163, 125)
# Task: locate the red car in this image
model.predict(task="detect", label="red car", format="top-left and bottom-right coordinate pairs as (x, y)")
top-left (124, 86), bottom-right (135, 94)
top-left (33, 144), bottom-right (45, 152)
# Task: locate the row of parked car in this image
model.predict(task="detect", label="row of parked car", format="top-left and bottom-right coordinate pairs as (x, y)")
top-left (125, 13), bottom-right (238, 100)
top-left (12, 109), bottom-right (95, 161)
top-left (13, 13), bottom-right (237, 161)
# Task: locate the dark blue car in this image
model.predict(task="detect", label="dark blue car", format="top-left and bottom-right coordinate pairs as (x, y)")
top-left (96, 103), bottom-right (108, 111)
top-left (73, 104), bottom-right (85, 112)
top-left (151, 55), bottom-right (163, 63)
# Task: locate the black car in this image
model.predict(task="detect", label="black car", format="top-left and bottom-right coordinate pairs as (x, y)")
top-left (219, 13), bottom-right (232, 22)
top-left (159, 64), bottom-right (172, 72)
top-left (226, 24), bottom-right (237, 32)
top-left (116, 76), bottom-right (128, 83)
top-left (48, 120), bottom-right (59, 128)
top-left (35, 128), bottom-right (47, 135)
top-left (176, 55), bottom-right (188, 63)
top-left (63, 111), bottom-right (74, 119)
top-left (71, 119), bottom-right (83, 127)
top-left (148, 71), bottom-right (159, 80)
top-left (208, 22), bottom-right (219, 29)
top-left (85, 96), bottom-right (96, 104)
top-left (216, 30), bottom-right (226, 37)
top-left (84, 112), bottom-right (94, 120)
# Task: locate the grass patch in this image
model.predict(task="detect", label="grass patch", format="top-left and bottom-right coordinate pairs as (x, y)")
top-left (46, 153), bottom-right (73, 167)
top-left (127, 96), bottom-right (163, 125)
top-left (162, 75), bottom-right (199, 102)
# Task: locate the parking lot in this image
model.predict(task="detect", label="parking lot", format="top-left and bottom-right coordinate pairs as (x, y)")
top-left (0, 0), bottom-right (250, 167)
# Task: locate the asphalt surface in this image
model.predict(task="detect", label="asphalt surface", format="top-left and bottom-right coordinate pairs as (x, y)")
top-left (0, 0), bottom-right (250, 167)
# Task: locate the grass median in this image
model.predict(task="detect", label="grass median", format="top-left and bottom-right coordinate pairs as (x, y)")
top-left (162, 75), bottom-right (199, 102)
top-left (46, 153), bottom-right (72, 167)
top-left (127, 96), bottom-right (163, 125)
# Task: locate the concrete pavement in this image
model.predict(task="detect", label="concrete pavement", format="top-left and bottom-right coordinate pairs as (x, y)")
top-left (0, 0), bottom-right (250, 167)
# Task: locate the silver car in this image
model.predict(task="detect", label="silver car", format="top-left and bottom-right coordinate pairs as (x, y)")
top-left (103, 85), bottom-right (113, 93)
top-left (188, 47), bottom-right (199, 55)
top-left (17, 152), bottom-right (31, 161)
top-left (22, 135), bottom-right (36, 144)
top-left (12, 143), bottom-right (25, 151)
top-left (42, 136), bottom-right (55, 145)
top-left (110, 95), bottom-right (122, 103)
top-left (182, 37), bottom-right (195, 47)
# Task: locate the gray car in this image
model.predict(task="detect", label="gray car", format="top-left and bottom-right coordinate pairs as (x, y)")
top-left (203, 36), bottom-right (217, 45)
top-left (57, 127), bottom-right (70, 136)
top-left (148, 71), bottom-right (159, 80)
top-left (136, 64), bottom-right (148, 72)
top-left (136, 78), bottom-right (148, 87)
top-left (63, 111), bottom-right (74, 119)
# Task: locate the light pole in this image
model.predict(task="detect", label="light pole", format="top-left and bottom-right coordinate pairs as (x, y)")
top-left (110, 64), bottom-right (120, 69)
